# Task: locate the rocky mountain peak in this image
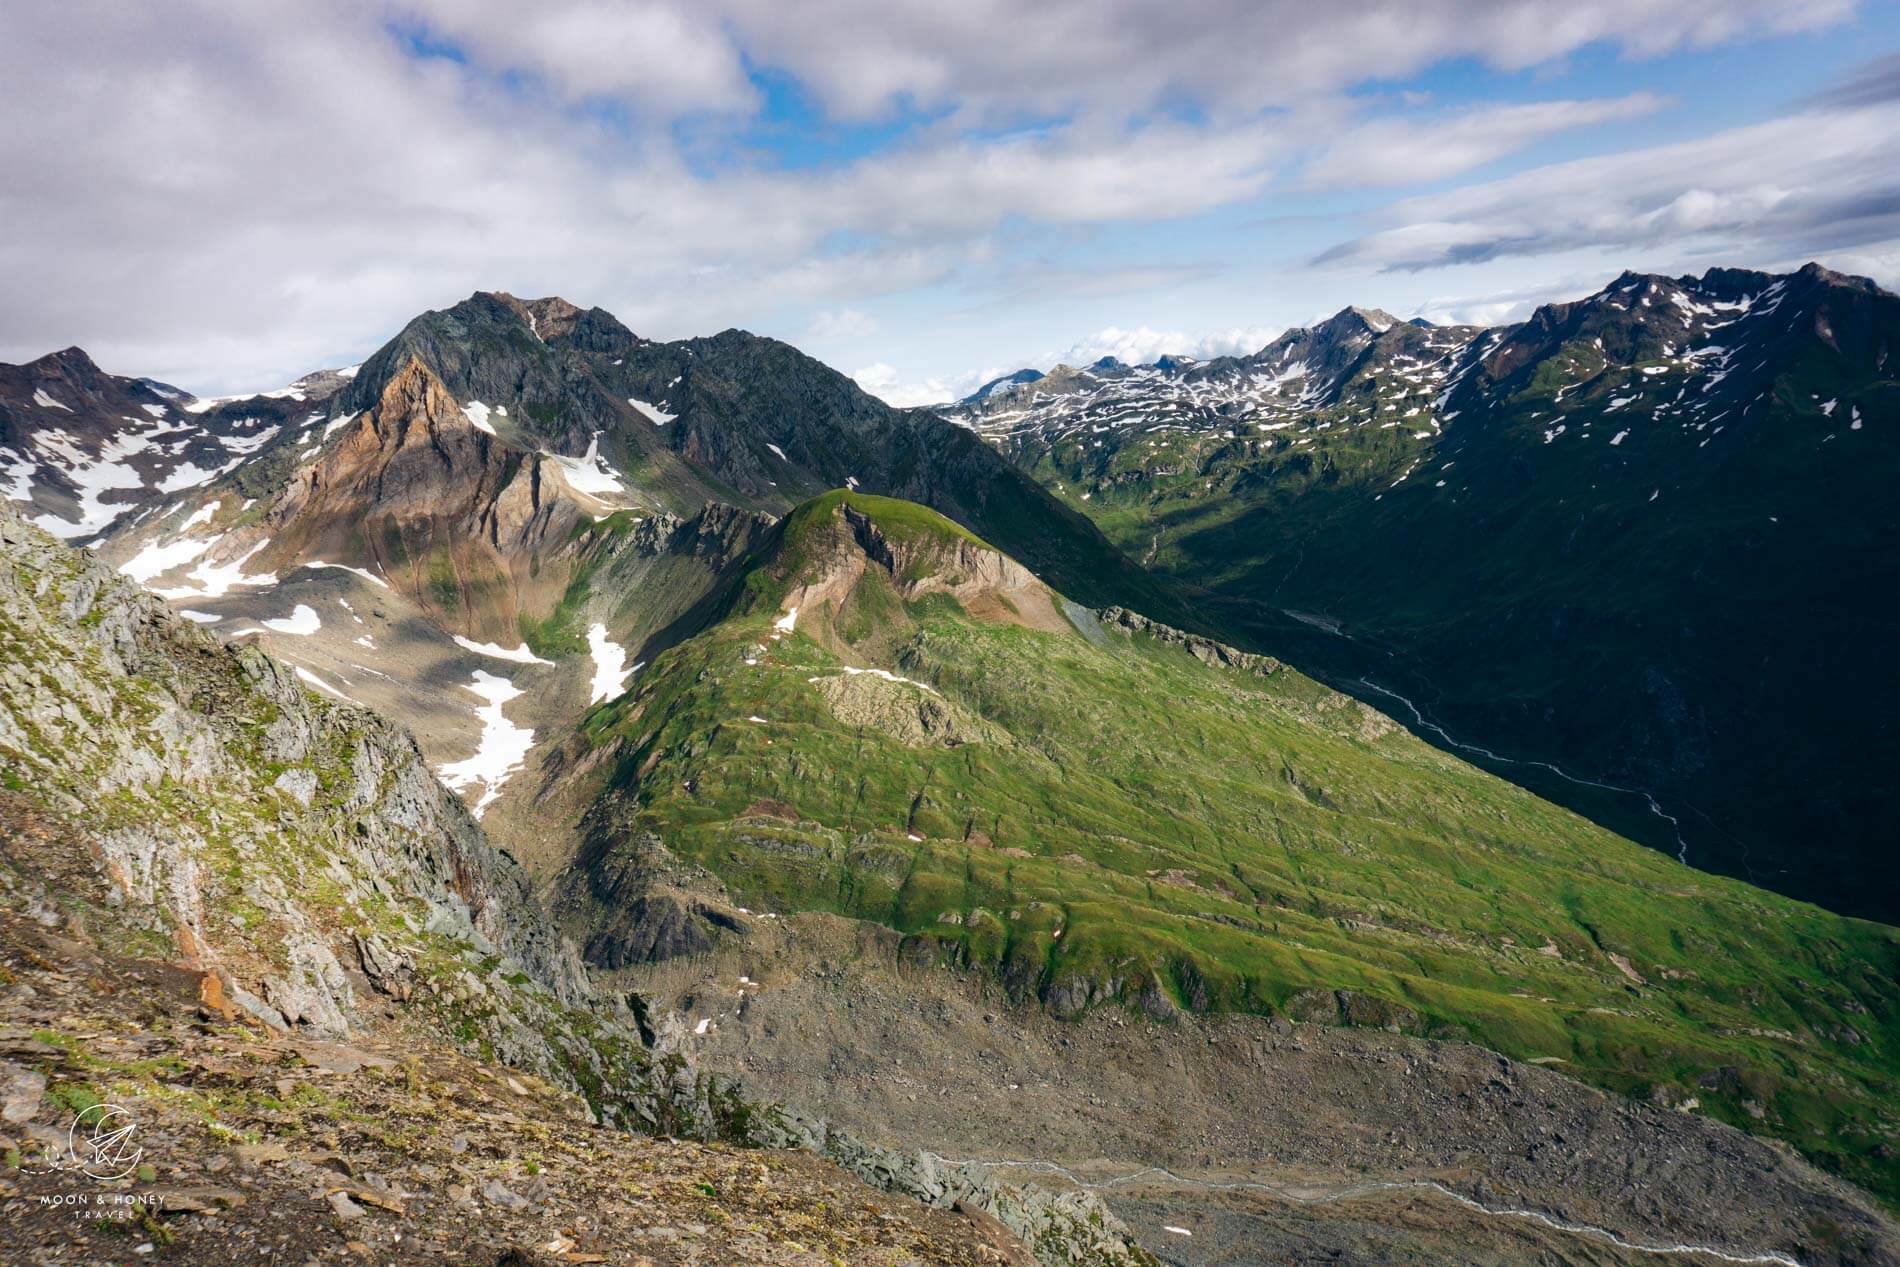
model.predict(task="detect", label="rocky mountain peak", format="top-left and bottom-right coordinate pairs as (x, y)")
top-left (304, 356), bottom-right (501, 513)
top-left (36, 345), bottom-right (104, 375)
top-left (1791, 259), bottom-right (1883, 292)
top-left (2, 344), bottom-right (117, 411)
top-left (474, 290), bottom-right (580, 335)
top-left (256, 353), bottom-right (590, 638)
top-left (359, 354), bottom-right (475, 442)
top-left (1337, 305), bottom-right (1400, 333)
top-left (776, 492), bottom-right (1073, 646)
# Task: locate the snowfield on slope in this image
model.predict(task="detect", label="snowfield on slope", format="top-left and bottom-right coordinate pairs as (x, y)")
top-left (437, 670), bottom-right (536, 819)
top-left (586, 622), bottom-right (636, 704)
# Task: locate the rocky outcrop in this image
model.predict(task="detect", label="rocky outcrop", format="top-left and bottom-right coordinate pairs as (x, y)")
top-left (809, 669), bottom-right (1008, 748)
top-left (1098, 605), bottom-right (1281, 676)
top-left (0, 498), bottom-right (628, 1096)
top-left (769, 494), bottom-right (1077, 645)
top-left (584, 892), bottom-right (721, 967)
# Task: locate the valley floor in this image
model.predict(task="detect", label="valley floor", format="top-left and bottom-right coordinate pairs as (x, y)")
top-left (611, 911), bottom-right (1900, 1267)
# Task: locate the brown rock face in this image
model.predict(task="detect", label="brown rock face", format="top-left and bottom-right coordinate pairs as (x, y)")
top-left (779, 499), bottom-right (1074, 648)
top-left (264, 357), bottom-right (586, 638)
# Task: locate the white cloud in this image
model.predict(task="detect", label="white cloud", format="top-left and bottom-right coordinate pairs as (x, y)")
top-left (855, 322), bottom-right (1284, 410)
top-left (851, 361), bottom-right (997, 408)
top-left (399, 0), bottom-right (756, 112)
top-left (1317, 102), bottom-right (1900, 273)
top-left (1302, 93), bottom-right (1666, 189)
top-left (0, 5), bottom-right (1286, 391)
top-left (805, 308), bottom-right (879, 341)
top-left (0, 0), bottom-right (1871, 397)
top-left (1408, 273), bottom-right (1613, 327)
top-left (1051, 325), bottom-right (1281, 367)
top-left (706, 0), bottom-right (1845, 123)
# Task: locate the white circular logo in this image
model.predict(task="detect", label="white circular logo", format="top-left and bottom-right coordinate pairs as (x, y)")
top-left (67, 1103), bottom-right (142, 1181)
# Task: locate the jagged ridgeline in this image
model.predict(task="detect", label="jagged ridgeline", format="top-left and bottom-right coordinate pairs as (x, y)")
top-left (565, 490), bottom-right (1900, 1204)
top-left (0, 503), bottom-right (1156, 1267)
top-left (326, 292), bottom-right (1190, 623)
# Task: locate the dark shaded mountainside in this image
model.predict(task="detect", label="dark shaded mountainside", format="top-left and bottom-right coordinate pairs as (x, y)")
top-left (952, 263), bottom-right (1900, 922)
top-left (0, 501), bottom-right (1152, 1267)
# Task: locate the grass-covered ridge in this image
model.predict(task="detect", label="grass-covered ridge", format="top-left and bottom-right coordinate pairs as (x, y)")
top-left (782, 489), bottom-right (994, 553)
top-left (579, 494), bottom-right (1900, 1204)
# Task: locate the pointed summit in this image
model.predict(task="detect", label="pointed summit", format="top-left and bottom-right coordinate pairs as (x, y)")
top-left (1331, 305), bottom-right (1399, 333)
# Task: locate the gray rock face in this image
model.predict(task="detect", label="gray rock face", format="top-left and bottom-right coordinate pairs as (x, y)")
top-left (0, 1063), bottom-right (47, 1124)
top-left (583, 893), bottom-right (717, 967)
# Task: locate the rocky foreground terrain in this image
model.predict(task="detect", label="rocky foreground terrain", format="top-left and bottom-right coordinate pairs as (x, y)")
top-left (0, 904), bottom-right (1033, 1267)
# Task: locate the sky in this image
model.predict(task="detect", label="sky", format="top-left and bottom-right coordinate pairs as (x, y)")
top-left (4, 2), bottom-right (1900, 406)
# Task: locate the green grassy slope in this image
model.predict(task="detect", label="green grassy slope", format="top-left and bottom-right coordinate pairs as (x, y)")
top-left (573, 492), bottom-right (1900, 1205)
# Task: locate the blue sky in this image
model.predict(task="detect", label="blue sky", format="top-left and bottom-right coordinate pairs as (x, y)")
top-left (4, 1), bottom-right (1899, 402)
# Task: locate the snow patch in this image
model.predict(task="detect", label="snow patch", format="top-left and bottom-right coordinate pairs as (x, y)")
top-left (32, 389), bottom-right (71, 412)
top-left (153, 539), bottom-right (277, 599)
top-left (28, 424), bottom-right (159, 539)
top-left (462, 401), bottom-right (496, 434)
top-left (628, 399), bottom-right (676, 426)
top-left (453, 635), bottom-right (553, 666)
top-left (305, 560), bottom-right (391, 589)
top-left (809, 665), bottom-right (938, 694)
top-left (262, 603), bottom-right (321, 636)
top-left (546, 432), bottom-right (625, 497)
top-left (119, 532), bottom-right (220, 583)
top-left (294, 666), bottom-right (353, 703)
top-left (218, 425), bottom-right (280, 455)
top-left (586, 623), bottom-right (635, 705)
top-left (436, 670), bottom-right (535, 819)
top-left (156, 461), bottom-right (234, 494)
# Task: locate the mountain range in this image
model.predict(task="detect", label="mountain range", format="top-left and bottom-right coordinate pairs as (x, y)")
top-left (2, 264), bottom-right (1897, 1265)
top-left (950, 262), bottom-right (1900, 922)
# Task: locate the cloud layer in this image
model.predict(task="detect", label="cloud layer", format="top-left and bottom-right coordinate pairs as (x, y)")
top-left (0, 0), bottom-right (1885, 398)
top-left (1316, 101), bottom-right (1900, 272)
